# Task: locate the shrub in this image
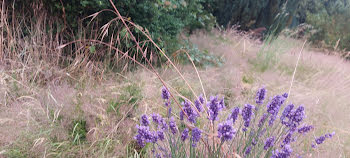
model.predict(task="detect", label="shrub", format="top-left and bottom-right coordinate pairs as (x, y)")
top-left (134, 87), bottom-right (334, 157)
top-left (297, 0), bottom-right (350, 51)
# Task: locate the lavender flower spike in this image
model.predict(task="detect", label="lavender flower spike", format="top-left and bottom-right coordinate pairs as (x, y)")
top-left (245, 146), bottom-right (252, 156)
top-left (242, 104), bottom-right (255, 130)
top-left (169, 117), bottom-right (178, 135)
top-left (207, 96), bottom-right (224, 121)
top-left (182, 100), bottom-right (198, 124)
top-left (140, 114), bottom-right (149, 126)
top-left (298, 125), bottom-right (313, 134)
top-left (151, 113), bottom-right (162, 125)
top-left (161, 86), bottom-right (170, 100)
top-left (181, 128), bottom-right (189, 141)
top-left (267, 95), bottom-right (286, 115)
top-left (157, 130), bottom-right (165, 141)
top-left (258, 113), bottom-right (268, 128)
top-left (218, 120), bottom-right (236, 141)
top-left (264, 136), bottom-right (275, 150)
top-left (134, 125), bottom-right (154, 147)
top-left (313, 132), bottom-right (335, 147)
top-left (194, 94), bottom-right (204, 112)
top-left (228, 107), bottom-right (240, 125)
top-left (286, 105), bottom-right (305, 130)
top-left (271, 145), bottom-right (292, 158)
top-left (281, 104), bottom-right (294, 122)
top-left (256, 87), bottom-right (267, 105)
top-left (191, 128), bottom-right (202, 147)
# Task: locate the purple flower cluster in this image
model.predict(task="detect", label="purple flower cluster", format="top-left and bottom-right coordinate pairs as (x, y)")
top-left (161, 86), bottom-right (172, 108)
top-left (264, 136), bottom-right (275, 150)
top-left (217, 120), bottom-right (236, 141)
top-left (134, 86), bottom-right (334, 157)
top-left (161, 86), bottom-right (170, 100)
top-left (271, 145), bottom-right (293, 158)
top-left (181, 128), bottom-right (189, 141)
top-left (297, 125), bottom-right (313, 134)
top-left (180, 100), bottom-right (198, 124)
top-left (169, 117), bottom-right (178, 135)
top-left (256, 87), bottom-right (267, 105)
top-left (312, 132), bottom-right (335, 148)
top-left (157, 130), bottom-right (165, 141)
top-left (282, 132), bottom-right (295, 147)
top-left (267, 94), bottom-right (287, 126)
top-left (141, 114), bottom-right (149, 126)
top-left (207, 96), bottom-right (225, 121)
top-left (191, 128), bottom-right (202, 147)
top-left (152, 113), bottom-right (162, 124)
top-left (228, 107), bottom-right (240, 124)
top-left (151, 113), bottom-right (168, 130)
top-left (135, 125), bottom-right (157, 147)
top-left (245, 146), bottom-right (252, 156)
top-left (282, 105), bottom-right (305, 130)
top-left (194, 95), bottom-right (204, 112)
top-left (267, 95), bottom-right (287, 115)
top-left (242, 104), bottom-right (255, 130)
top-left (258, 113), bottom-right (268, 128)
top-left (281, 104), bottom-right (294, 121)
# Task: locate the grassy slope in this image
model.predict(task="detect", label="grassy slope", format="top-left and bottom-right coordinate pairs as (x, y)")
top-left (0, 30), bottom-right (349, 157)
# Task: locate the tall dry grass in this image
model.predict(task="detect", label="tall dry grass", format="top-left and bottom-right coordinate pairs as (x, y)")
top-left (0, 0), bottom-right (220, 157)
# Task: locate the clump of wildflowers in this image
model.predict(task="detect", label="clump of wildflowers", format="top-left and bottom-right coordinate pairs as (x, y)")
top-left (135, 125), bottom-right (154, 147)
top-left (256, 86), bottom-right (267, 105)
top-left (245, 146), bottom-right (252, 156)
top-left (217, 120), bottom-right (236, 141)
top-left (312, 132), bottom-right (335, 148)
top-left (180, 100), bottom-right (198, 124)
top-left (272, 145), bottom-right (293, 158)
top-left (267, 94), bottom-right (287, 126)
top-left (161, 86), bottom-right (170, 100)
top-left (169, 117), bottom-right (178, 135)
top-left (228, 107), bottom-right (240, 124)
top-left (207, 96), bottom-right (225, 121)
top-left (298, 125), bottom-right (313, 134)
top-left (264, 136), bottom-right (275, 150)
top-left (283, 105), bottom-right (305, 130)
top-left (181, 128), bottom-right (189, 141)
top-left (281, 104), bottom-right (294, 121)
top-left (194, 95), bottom-right (204, 112)
top-left (242, 104), bottom-right (254, 131)
top-left (191, 128), bottom-right (202, 147)
top-left (134, 86), bottom-right (334, 157)
top-left (258, 113), bottom-right (268, 128)
top-left (140, 114), bottom-right (149, 126)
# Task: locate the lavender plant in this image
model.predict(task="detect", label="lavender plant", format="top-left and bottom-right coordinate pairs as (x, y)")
top-left (134, 87), bottom-right (334, 157)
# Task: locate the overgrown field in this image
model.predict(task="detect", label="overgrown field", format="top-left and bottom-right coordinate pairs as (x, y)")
top-left (0, 29), bottom-right (349, 157)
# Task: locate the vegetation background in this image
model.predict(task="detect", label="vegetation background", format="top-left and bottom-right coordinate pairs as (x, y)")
top-left (0, 0), bottom-right (349, 157)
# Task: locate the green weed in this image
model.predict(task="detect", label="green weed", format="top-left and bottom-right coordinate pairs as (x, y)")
top-left (108, 83), bottom-right (142, 115)
top-left (4, 149), bottom-right (27, 158)
top-left (70, 119), bottom-right (88, 144)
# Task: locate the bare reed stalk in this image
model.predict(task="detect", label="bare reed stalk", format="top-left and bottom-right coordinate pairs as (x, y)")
top-left (0, 0), bottom-right (4, 61)
top-left (287, 40), bottom-right (307, 99)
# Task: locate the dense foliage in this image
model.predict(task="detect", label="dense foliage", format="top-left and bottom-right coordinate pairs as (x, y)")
top-left (4, 0), bottom-right (216, 68)
top-left (38, 0), bottom-right (215, 53)
top-left (205, 0), bottom-right (300, 32)
top-left (298, 0), bottom-right (350, 51)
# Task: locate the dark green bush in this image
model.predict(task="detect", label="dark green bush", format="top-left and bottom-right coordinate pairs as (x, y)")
top-left (39, 0), bottom-right (215, 52)
top-left (4, 0), bottom-right (216, 68)
top-left (297, 0), bottom-right (350, 51)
